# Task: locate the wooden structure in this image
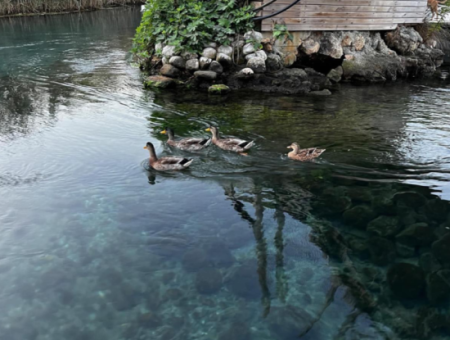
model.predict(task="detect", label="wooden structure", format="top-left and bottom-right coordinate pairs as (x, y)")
top-left (254, 0), bottom-right (428, 31)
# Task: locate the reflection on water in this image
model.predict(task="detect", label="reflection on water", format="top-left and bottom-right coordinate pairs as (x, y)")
top-left (2, 6), bottom-right (450, 340)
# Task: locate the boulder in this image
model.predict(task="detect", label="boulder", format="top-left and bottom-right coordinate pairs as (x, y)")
top-left (367, 237), bottom-right (396, 266)
top-left (301, 39), bottom-right (320, 55)
top-left (226, 261), bottom-right (261, 299)
top-left (426, 270), bottom-right (450, 304)
top-left (387, 263), bottom-right (425, 299)
top-left (396, 223), bottom-right (436, 247)
top-left (169, 56), bottom-right (185, 69)
top-left (208, 84), bottom-right (230, 95)
top-left (209, 61), bottom-right (223, 74)
top-left (432, 233), bottom-right (450, 264)
top-left (203, 241), bottom-right (234, 267)
top-left (182, 248), bottom-right (211, 272)
top-left (385, 26), bottom-right (423, 55)
top-left (181, 51), bottom-right (198, 60)
top-left (160, 64), bottom-right (180, 78)
top-left (394, 191), bottom-right (427, 210)
top-left (216, 53), bottom-right (232, 66)
top-left (255, 50), bottom-right (267, 61)
top-left (367, 215), bottom-right (400, 237)
top-left (195, 268), bottom-right (222, 294)
top-left (396, 242), bottom-right (415, 258)
top-left (327, 66), bottom-right (343, 83)
top-left (155, 42), bottom-right (163, 52)
top-left (206, 42), bottom-right (218, 48)
top-left (162, 56), bottom-right (169, 65)
top-left (218, 322), bottom-right (250, 340)
top-left (185, 59), bottom-right (199, 72)
top-left (266, 53), bottom-right (283, 72)
top-left (354, 34), bottom-right (366, 51)
top-left (243, 43), bottom-right (256, 55)
top-left (247, 57), bottom-right (266, 73)
top-left (199, 57), bottom-right (212, 70)
top-left (144, 76), bottom-right (176, 89)
top-left (202, 47), bottom-right (217, 60)
top-left (319, 33), bottom-right (344, 59)
top-left (420, 252), bottom-right (442, 274)
top-left (218, 45), bottom-right (233, 57)
top-left (268, 305), bottom-right (315, 339)
top-left (309, 89), bottom-right (332, 96)
top-left (343, 205), bottom-right (375, 229)
top-left (162, 45), bottom-right (177, 59)
top-left (425, 198), bottom-right (450, 223)
top-left (194, 71), bottom-right (217, 80)
top-left (262, 38), bottom-right (273, 53)
top-left (244, 30), bottom-right (264, 43)
top-left (236, 68), bottom-right (254, 79)
top-left (342, 54), bottom-right (403, 82)
top-left (283, 52), bottom-right (297, 67)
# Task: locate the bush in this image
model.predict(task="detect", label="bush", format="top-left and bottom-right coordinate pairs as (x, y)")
top-left (132, 0), bottom-right (255, 60)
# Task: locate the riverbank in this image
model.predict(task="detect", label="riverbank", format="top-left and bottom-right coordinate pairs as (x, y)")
top-left (0, 0), bottom-right (144, 17)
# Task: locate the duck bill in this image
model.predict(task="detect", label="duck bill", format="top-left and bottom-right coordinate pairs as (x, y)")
top-left (143, 146), bottom-right (148, 149)
top-left (287, 146), bottom-right (292, 149)
top-left (205, 128), bottom-right (211, 132)
top-left (160, 130), bottom-right (167, 134)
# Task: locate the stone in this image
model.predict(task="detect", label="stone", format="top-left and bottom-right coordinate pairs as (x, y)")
top-left (206, 42), bottom-right (218, 48)
top-left (396, 223), bottom-right (436, 247)
top-left (301, 39), bottom-right (320, 55)
top-left (169, 56), bottom-right (185, 69)
top-left (319, 33), bottom-right (344, 59)
top-left (420, 252), bottom-right (442, 274)
top-left (226, 261), bottom-right (261, 299)
top-left (194, 71), bottom-right (217, 80)
top-left (209, 61), bottom-right (223, 74)
top-left (199, 57), bottom-right (212, 70)
top-left (208, 84), bottom-right (230, 95)
top-left (283, 52), bottom-right (297, 67)
top-left (203, 241), bottom-right (234, 267)
top-left (268, 305), bottom-right (316, 339)
top-left (354, 35), bottom-right (366, 51)
top-left (343, 205), bottom-right (376, 229)
top-left (396, 242), bottom-right (415, 258)
top-left (195, 268), bottom-right (222, 294)
top-left (137, 311), bottom-right (161, 329)
top-left (182, 248), bottom-right (211, 272)
top-left (387, 263), bottom-right (425, 299)
top-left (244, 30), bottom-right (264, 43)
top-left (218, 45), bottom-right (233, 57)
top-left (185, 59), bottom-right (199, 72)
top-left (425, 198), bottom-right (450, 223)
top-left (181, 51), bottom-right (198, 60)
top-left (163, 288), bottom-right (183, 301)
top-left (341, 54), bottom-right (403, 82)
top-left (432, 233), bottom-right (450, 264)
top-left (247, 57), bottom-right (266, 73)
top-left (160, 64), bottom-right (180, 78)
top-left (367, 215), bottom-right (400, 237)
top-left (367, 237), bottom-right (396, 266)
top-left (385, 26), bottom-right (423, 55)
top-left (162, 45), bottom-right (177, 59)
top-left (162, 56), bottom-right (169, 65)
top-left (216, 53), bottom-right (232, 66)
top-left (261, 38), bottom-right (273, 53)
top-left (144, 76), bottom-right (176, 89)
top-left (243, 43), bottom-right (256, 55)
top-left (426, 270), bottom-right (450, 304)
top-left (236, 67), bottom-right (254, 79)
top-left (394, 191), bottom-right (427, 210)
top-left (309, 89), bottom-right (332, 96)
top-left (266, 53), bottom-right (283, 71)
top-left (327, 66), bottom-right (343, 83)
top-left (202, 47), bottom-right (217, 60)
top-left (341, 35), bottom-right (352, 47)
top-left (218, 322), bottom-right (250, 340)
top-left (255, 50), bottom-right (267, 61)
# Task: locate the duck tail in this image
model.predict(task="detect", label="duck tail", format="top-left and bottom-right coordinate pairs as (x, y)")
top-left (183, 159), bottom-right (194, 168)
top-left (243, 140), bottom-right (255, 150)
top-left (204, 138), bottom-right (212, 147)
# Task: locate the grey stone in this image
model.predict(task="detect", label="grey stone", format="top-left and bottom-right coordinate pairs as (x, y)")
top-left (343, 205), bottom-right (375, 229)
top-left (309, 89), bottom-right (332, 96)
top-left (245, 53), bottom-right (257, 61)
top-left (255, 50), bottom-right (267, 61)
top-left (396, 223), bottom-right (436, 247)
top-left (202, 47), bottom-right (217, 60)
top-left (385, 26), bottom-right (423, 55)
top-left (181, 51), bottom-right (198, 60)
top-left (162, 56), bottom-right (169, 65)
top-left (387, 263), bottom-right (425, 299)
top-left (155, 42), bottom-right (163, 52)
top-left (266, 53), bottom-right (283, 71)
top-left (432, 233), bottom-right (450, 264)
top-left (367, 215), bottom-right (400, 237)
top-left (169, 56), bottom-right (185, 69)
top-left (247, 57), bottom-right (266, 73)
top-left (243, 43), bottom-right (256, 55)
top-left (244, 31), bottom-right (264, 43)
top-left (160, 64), bottom-right (180, 78)
top-left (185, 59), bottom-right (199, 72)
top-left (236, 68), bottom-right (254, 79)
top-left (426, 270), bottom-right (450, 304)
top-left (218, 45), bottom-right (233, 57)
top-left (209, 61), bottom-right (223, 74)
top-left (199, 57), bottom-right (212, 70)
top-left (319, 33), bottom-right (344, 59)
top-left (194, 71), bottom-right (217, 80)
top-left (206, 42), bottom-right (217, 48)
top-left (144, 76), bottom-right (176, 89)
top-left (301, 39), bottom-right (320, 55)
top-left (327, 66), bottom-right (343, 83)
top-left (162, 45), bottom-right (177, 59)
top-left (216, 53), bottom-right (232, 66)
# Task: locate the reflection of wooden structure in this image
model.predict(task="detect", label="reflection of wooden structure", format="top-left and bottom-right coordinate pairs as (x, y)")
top-left (253, 0), bottom-right (428, 31)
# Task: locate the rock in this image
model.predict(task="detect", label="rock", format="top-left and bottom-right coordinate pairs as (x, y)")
top-left (425, 198), bottom-right (450, 223)
top-left (396, 242), bottom-right (415, 258)
top-left (348, 186), bottom-right (373, 203)
top-left (283, 52), bottom-right (297, 67)
top-left (181, 51), bottom-right (198, 60)
top-left (218, 45), bottom-right (233, 57)
top-left (155, 42), bottom-right (163, 52)
top-left (144, 76), bottom-right (176, 89)
top-left (342, 54), bottom-right (403, 82)
top-left (202, 47), bottom-right (217, 60)
top-left (341, 35), bottom-right (352, 47)
top-left (162, 45), bottom-right (177, 59)
top-left (367, 215), bottom-right (400, 237)
top-left (354, 34), bottom-right (366, 51)
top-left (343, 205), bottom-right (376, 229)
top-left (309, 89), bottom-right (332, 96)
top-left (138, 311), bottom-right (162, 329)
top-left (203, 241), bottom-right (234, 267)
top-left (367, 237), bottom-right (396, 265)
top-left (243, 43), bottom-right (256, 55)
top-left (301, 39), bottom-right (320, 55)
top-left (160, 64), bottom-right (180, 78)
top-left (162, 56), bottom-right (169, 65)
top-left (432, 233), bottom-right (450, 264)
top-left (268, 305), bottom-right (316, 339)
top-left (319, 33), bottom-right (344, 59)
top-left (195, 268), bottom-right (222, 294)
top-left (396, 223), bottom-right (436, 247)
top-left (255, 50), bottom-right (267, 61)
top-left (244, 31), bottom-right (264, 43)
top-left (327, 66), bottom-right (343, 83)
top-left (385, 26), bottom-right (423, 55)
top-left (247, 57), bottom-right (266, 73)
top-left (420, 252), bottom-right (442, 274)
top-left (209, 61), bottom-right (223, 74)
top-left (206, 42), bottom-right (217, 48)
top-left (236, 67), bottom-right (254, 79)
top-left (194, 71), bottom-right (217, 80)
top-left (208, 84), bottom-right (230, 95)
top-left (394, 191), bottom-right (427, 210)
top-left (387, 263), bottom-right (425, 299)
top-left (216, 53), bottom-right (232, 66)
top-left (169, 56), bottom-right (185, 69)
top-left (348, 236), bottom-right (370, 259)
top-left (163, 288), bottom-right (183, 301)
top-left (199, 57), bottom-right (212, 70)
top-left (261, 38), bottom-right (273, 53)
top-left (182, 248), bottom-right (211, 272)
top-left (226, 261), bottom-right (261, 299)
top-left (372, 193), bottom-right (396, 215)
top-left (426, 270), bottom-right (450, 304)
top-left (266, 53), bottom-right (283, 71)
top-left (218, 322), bottom-right (250, 340)
top-left (185, 59), bottom-right (199, 72)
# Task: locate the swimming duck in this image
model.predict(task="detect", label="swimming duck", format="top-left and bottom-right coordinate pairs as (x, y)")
top-left (144, 142), bottom-right (193, 170)
top-left (205, 126), bottom-right (254, 153)
top-left (287, 142), bottom-right (325, 161)
top-left (161, 127), bottom-right (211, 151)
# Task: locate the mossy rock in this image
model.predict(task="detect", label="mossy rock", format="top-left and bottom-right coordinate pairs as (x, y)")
top-left (144, 76), bottom-right (176, 89)
top-left (208, 84), bottom-right (230, 95)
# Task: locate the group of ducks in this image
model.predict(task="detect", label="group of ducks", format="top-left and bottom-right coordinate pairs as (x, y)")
top-left (143, 126), bottom-right (326, 171)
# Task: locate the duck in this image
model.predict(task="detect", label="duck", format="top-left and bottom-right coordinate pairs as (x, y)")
top-left (287, 142), bottom-right (325, 161)
top-left (161, 127), bottom-right (211, 151)
top-left (143, 142), bottom-right (193, 171)
top-left (205, 126), bottom-right (254, 154)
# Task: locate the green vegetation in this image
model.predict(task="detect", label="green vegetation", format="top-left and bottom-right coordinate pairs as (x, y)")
top-left (272, 23), bottom-right (293, 44)
top-left (133, 0), bottom-right (255, 60)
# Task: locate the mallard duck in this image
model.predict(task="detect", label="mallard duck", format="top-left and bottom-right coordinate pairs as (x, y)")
top-left (143, 142), bottom-right (193, 171)
top-left (287, 142), bottom-right (325, 161)
top-left (161, 127), bottom-right (211, 151)
top-left (205, 126), bottom-right (254, 153)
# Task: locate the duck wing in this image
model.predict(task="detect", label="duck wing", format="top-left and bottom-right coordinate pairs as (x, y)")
top-left (159, 157), bottom-right (192, 165)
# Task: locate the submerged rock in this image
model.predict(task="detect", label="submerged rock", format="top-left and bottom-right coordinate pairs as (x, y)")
top-left (309, 89), bottom-right (331, 96)
top-left (387, 263), bottom-right (425, 299)
top-left (426, 270), bottom-right (450, 304)
top-left (367, 237), bottom-right (396, 266)
top-left (208, 84), bottom-right (230, 95)
top-left (145, 76), bottom-right (176, 89)
top-left (226, 261), bottom-right (261, 299)
top-left (396, 223), bottom-right (436, 247)
top-left (268, 305), bottom-right (316, 339)
top-left (218, 322), bottom-right (251, 340)
top-left (431, 233), bottom-right (450, 264)
top-left (425, 198), bottom-right (450, 223)
top-left (393, 191), bottom-right (427, 210)
top-left (195, 268), bottom-right (222, 294)
top-left (182, 248), bottom-right (211, 272)
top-left (343, 205), bottom-right (375, 229)
top-left (367, 215), bottom-right (400, 237)
top-left (420, 252), bottom-right (442, 274)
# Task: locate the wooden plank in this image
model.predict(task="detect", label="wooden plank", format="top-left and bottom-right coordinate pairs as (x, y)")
top-left (276, 17), bottom-right (424, 23)
top-left (264, 5), bottom-right (426, 12)
top-left (272, 0), bottom-right (424, 5)
top-left (263, 11), bottom-right (425, 18)
top-left (261, 23), bottom-right (399, 30)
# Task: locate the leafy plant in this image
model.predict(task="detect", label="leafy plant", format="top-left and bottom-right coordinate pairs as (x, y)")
top-left (133, 0), bottom-right (255, 62)
top-left (273, 23), bottom-right (293, 44)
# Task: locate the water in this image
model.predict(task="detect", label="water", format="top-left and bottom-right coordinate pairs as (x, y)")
top-left (1, 7), bottom-right (450, 340)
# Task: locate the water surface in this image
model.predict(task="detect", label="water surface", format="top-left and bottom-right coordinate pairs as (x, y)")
top-left (1, 8), bottom-right (450, 340)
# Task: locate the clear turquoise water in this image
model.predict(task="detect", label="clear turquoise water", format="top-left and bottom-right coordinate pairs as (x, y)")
top-left (1, 7), bottom-right (450, 340)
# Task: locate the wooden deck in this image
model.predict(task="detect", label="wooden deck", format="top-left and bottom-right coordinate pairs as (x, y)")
top-left (254, 0), bottom-right (428, 31)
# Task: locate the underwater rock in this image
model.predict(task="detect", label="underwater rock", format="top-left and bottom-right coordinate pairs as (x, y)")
top-left (138, 311), bottom-right (161, 329)
top-left (416, 307), bottom-right (448, 338)
top-left (195, 267), bottom-right (223, 294)
top-left (372, 193), bottom-right (396, 215)
top-left (218, 321), bottom-right (251, 340)
top-left (298, 267), bottom-right (315, 284)
top-left (110, 286), bottom-right (141, 311)
top-left (221, 224), bottom-right (253, 249)
top-left (203, 241), bottom-right (235, 268)
top-left (340, 273), bottom-right (376, 312)
top-left (343, 205), bottom-right (376, 229)
top-left (426, 270), bottom-right (450, 304)
top-left (347, 236), bottom-right (370, 260)
top-left (393, 191), bottom-right (427, 210)
top-left (367, 215), bottom-right (400, 237)
top-left (387, 263), bottom-right (425, 299)
top-left (208, 84), bottom-right (230, 95)
top-left (161, 271), bottom-right (175, 284)
top-left (347, 186), bottom-right (373, 203)
top-left (309, 89), bottom-right (332, 96)
top-left (226, 261), bottom-right (261, 299)
top-left (396, 223), bottom-right (436, 247)
top-left (420, 252), bottom-right (442, 274)
top-left (425, 198), bottom-right (450, 223)
top-left (396, 242), bottom-right (415, 258)
top-left (367, 237), bottom-right (396, 266)
top-left (145, 76), bottom-right (176, 89)
top-left (268, 305), bottom-right (316, 339)
top-left (182, 248), bottom-right (211, 272)
top-left (431, 233), bottom-right (450, 265)
top-left (163, 288), bottom-right (183, 301)
top-left (320, 186), bottom-right (352, 215)
top-left (327, 66), bottom-right (343, 83)
top-left (160, 64), bottom-right (181, 78)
